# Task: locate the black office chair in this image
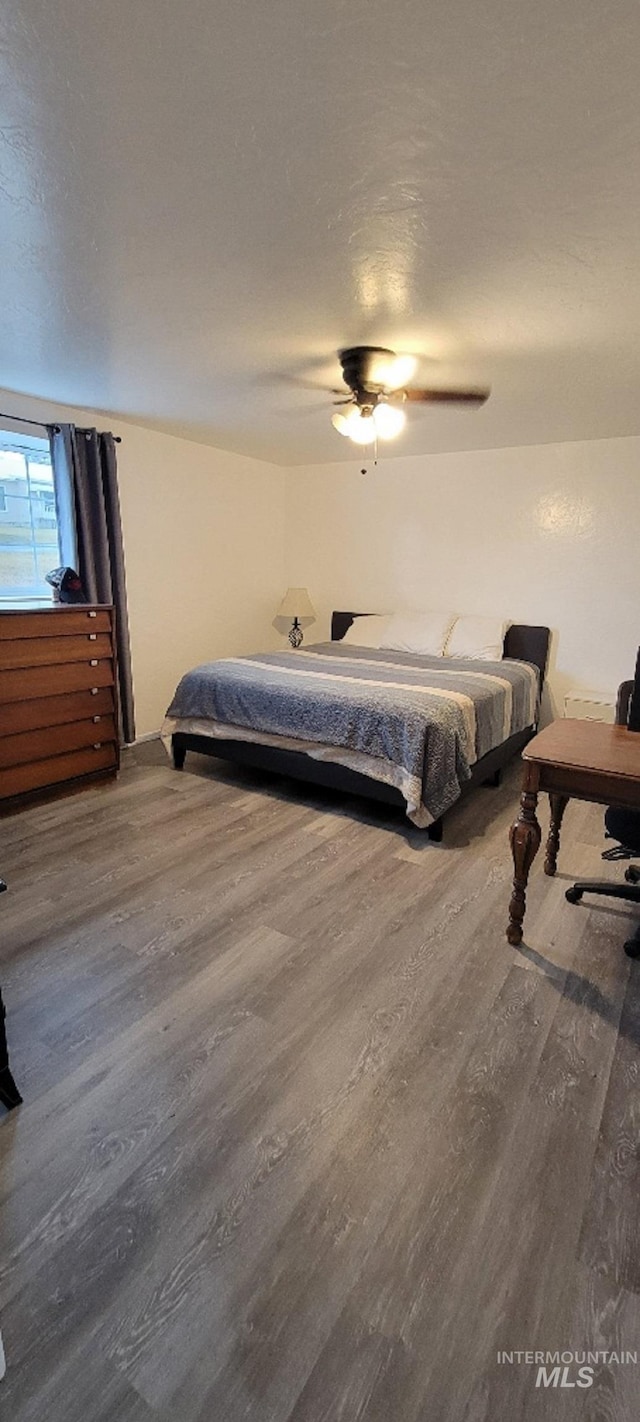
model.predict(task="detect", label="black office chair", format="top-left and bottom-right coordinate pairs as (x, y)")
top-left (565, 672), bottom-right (640, 959)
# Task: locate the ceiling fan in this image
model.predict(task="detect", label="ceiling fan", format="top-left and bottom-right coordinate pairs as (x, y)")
top-left (330, 346), bottom-right (490, 445)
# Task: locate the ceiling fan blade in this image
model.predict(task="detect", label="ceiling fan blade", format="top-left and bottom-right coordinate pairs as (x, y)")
top-left (259, 371), bottom-right (334, 393)
top-left (404, 387), bottom-right (490, 406)
top-left (278, 402), bottom-right (334, 418)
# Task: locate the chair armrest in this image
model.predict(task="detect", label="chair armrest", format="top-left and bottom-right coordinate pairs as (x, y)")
top-left (616, 681), bottom-right (634, 725)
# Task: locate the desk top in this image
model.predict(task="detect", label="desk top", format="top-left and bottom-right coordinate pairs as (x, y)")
top-left (524, 718), bottom-right (640, 782)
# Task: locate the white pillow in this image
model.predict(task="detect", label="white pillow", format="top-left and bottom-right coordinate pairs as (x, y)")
top-left (380, 610), bottom-right (456, 657)
top-left (341, 614), bottom-right (391, 648)
top-left (445, 615), bottom-right (509, 661)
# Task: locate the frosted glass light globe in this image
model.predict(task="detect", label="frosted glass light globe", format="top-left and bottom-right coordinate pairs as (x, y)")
top-left (332, 407), bottom-right (375, 443)
top-left (373, 403), bottom-right (406, 438)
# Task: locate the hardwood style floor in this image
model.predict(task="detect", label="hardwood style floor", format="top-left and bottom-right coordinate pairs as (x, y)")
top-left (0, 742), bottom-right (638, 1421)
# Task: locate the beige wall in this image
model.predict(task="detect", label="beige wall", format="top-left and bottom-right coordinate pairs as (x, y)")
top-left (114, 424), bottom-right (285, 736)
top-left (0, 390), bottom-right (285, 736)
top-left (284, 435), bottom-right (639, 718)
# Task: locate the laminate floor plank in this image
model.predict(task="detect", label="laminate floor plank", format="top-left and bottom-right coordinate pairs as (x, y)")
top-left (0, 747), bottom-right (638, 1421)
top-left (0, 1329), bottom-right (158, 1422)
top-left (284, 960), bottom-right (566, 1422)
top-left (575, 955), bottom-right (640, 1290)
top-left (558, 1268), bottom-right (640, 1422)
top-left (406, 909), bottom-right (630, 1422)
top-left (161, 888), bottom-right (542, 1422)
top-left (99, 863), bottom-right (519, 1415)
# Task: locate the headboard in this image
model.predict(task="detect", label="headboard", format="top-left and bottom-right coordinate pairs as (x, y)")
top-left (331, 611), bottom-right (551, 689)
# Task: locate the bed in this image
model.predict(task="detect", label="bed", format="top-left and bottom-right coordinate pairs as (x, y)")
top-left (162, 613), bottom-right (550, 839)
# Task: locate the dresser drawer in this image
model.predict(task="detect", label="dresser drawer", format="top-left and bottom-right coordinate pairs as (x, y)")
top-left (0, 743), bottom-right (118, 800)
top-left (0, 609), bottom-right (112, 639)
top-left (0, 633), bottom-right (112, 670)
top-left (0, 660), bottom-right (114, 704)
top-left (0, 688), bottom-right (115, 737)
top-left (0, 716), bottom-right (117, 770)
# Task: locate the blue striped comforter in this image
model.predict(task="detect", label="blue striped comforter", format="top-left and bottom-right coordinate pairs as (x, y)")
top-left (163, 643), bottom-right (539, 826)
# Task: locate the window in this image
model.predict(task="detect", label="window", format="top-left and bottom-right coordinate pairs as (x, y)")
top-left (0, 431), bottom-right (61, 600)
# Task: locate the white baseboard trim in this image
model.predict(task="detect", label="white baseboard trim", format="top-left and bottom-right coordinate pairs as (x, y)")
top-left (133, 730), bottom-right (161, 744)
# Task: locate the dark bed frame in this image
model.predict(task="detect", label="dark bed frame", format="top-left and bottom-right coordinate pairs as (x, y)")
top-left (171, 613), bottom-right (551, 840)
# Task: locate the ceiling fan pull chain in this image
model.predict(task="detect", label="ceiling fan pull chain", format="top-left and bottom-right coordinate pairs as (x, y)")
top-left (360, 430), bottom-right (379, 475)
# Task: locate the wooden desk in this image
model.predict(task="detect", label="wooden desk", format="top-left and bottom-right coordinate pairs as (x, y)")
top-left (506, 719), bottom-right (640, 945)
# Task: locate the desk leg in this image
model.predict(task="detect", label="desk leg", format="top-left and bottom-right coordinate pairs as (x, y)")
top-left (507, 766), bottom-right (541, 945)
top-left (544, 793), bottom-right (569, 876)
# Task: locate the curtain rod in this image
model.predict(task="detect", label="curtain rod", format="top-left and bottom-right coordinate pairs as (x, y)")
top-left (0, 410), bottom-right (121, 442)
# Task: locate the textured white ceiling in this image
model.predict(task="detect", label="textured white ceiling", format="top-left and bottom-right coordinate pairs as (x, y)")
top-left (1, 0), bottom-right (639, 464)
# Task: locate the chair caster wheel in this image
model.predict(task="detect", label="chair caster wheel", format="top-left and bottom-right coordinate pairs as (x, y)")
top-left (624, 866), bottom-right (640, 884)
top-left (565, 887), bottom-right (583, 904)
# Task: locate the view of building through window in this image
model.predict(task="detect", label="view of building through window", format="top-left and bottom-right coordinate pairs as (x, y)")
top-left (0, 432), bottom-right (61, 599)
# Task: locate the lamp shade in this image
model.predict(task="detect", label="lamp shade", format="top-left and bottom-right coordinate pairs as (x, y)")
top-left (277, 586), bottom-right (316, 624)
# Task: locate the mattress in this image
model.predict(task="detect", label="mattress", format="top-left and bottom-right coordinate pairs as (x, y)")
top-left (162, 643), bottom-right (539, 827)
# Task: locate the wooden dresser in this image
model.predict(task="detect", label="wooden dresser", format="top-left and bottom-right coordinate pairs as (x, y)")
top-left (0, 605), bottom-right (119, 806)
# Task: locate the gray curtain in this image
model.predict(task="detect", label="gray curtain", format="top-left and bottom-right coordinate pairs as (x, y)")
top-left (49, 424), bottom-right (135, 745)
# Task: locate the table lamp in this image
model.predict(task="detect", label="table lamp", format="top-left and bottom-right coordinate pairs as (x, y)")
top-left (277, 587), bottom-right (316, 648)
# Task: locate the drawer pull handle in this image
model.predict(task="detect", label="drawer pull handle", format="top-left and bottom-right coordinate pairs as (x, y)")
top-left (93, 742), bottom-right (102, 750)
top-left (88, 611), bottom-right (97, 618)
top-left (91, 687), bottom-right (98, 695)
top-left (93, 715), bottom-right (101, 723)
top-left (89, 659), bottom-right (98, 667)
top-left (88, 633), bottom-right (97, 641)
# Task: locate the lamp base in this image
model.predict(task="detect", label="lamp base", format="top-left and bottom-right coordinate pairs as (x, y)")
top-left (288, 619), bottom-right (303, 648)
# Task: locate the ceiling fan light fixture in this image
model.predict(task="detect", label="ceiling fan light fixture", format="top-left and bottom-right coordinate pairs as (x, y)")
top-left (372, 402), bottom-right (406, 438)
top-left (329, 346), bottom-right (489, 447)
top-left (348, 414), bottom-right (376, 444)
top-left (332, 406), bottom-right (376, 443)
top-left (370, 352), bottom-right (417, 390)
top-left (331, 411), bottom-right (352, 436)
